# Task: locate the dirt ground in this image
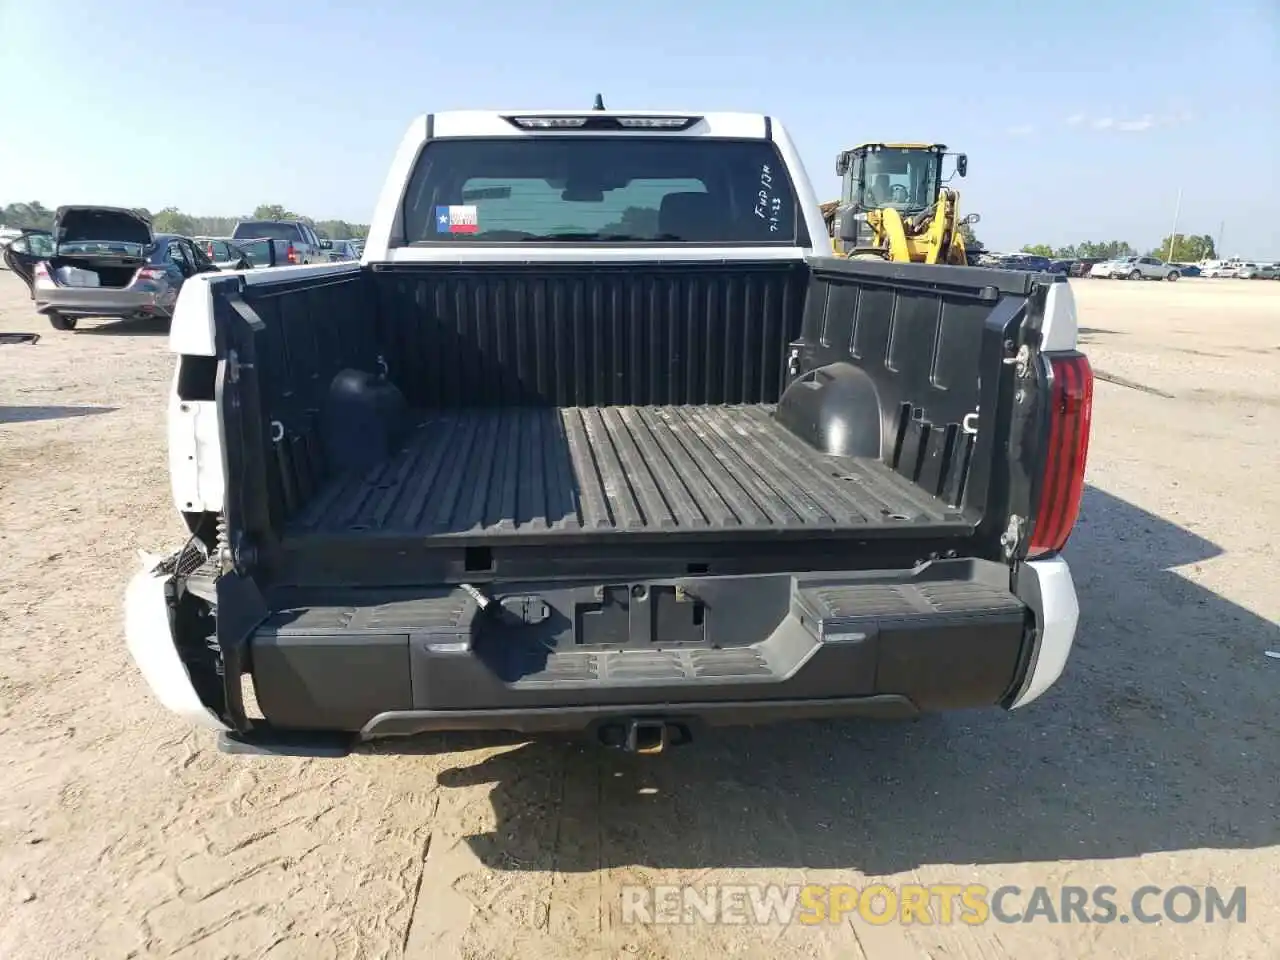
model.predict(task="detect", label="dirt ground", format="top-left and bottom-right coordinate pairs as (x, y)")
top-left (1, 271), bottom-right (1277, 960)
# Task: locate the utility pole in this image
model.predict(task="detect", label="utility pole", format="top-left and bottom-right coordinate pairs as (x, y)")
top-left (1165, 187), bottom-right (1182, 263)
top-left (1217, 220), bottom-right (1225, 259)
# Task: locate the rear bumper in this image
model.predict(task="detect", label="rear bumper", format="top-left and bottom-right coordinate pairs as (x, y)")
top-left (123, 557), bottom-right (228, 731)
top-left (35, 286), bottom-right (169, 318)
top-left (123, 556), bottom-right (1080, 748)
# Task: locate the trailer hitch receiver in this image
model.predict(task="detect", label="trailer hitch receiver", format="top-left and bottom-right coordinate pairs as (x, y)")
top-left (598, 718), bottom-right (693, 754)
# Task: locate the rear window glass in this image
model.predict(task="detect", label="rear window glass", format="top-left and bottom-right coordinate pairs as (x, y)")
top-left (401, 137), bottom-right (803, 244)
top-left (234, 238), bottom-right (277, 266)
top-left (232, 221), bottom-right (302, 242)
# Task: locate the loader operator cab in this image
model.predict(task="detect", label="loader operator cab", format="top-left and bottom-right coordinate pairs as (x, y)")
top-left (840, 143), bottom-right (948, 213)
top-left (833, 143), bottom-right (965, 253)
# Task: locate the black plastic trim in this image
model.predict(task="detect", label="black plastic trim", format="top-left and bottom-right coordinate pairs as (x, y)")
top-left (806, 255), bottom-right (1061, 298)
top-left (175, 354), bottom-right (218, 402)
top-left (244, 559), bottom-right (1029, 734)
top-left (275, 529), bottom-right (982, 589)
top-left (362, 696), bottom-right (918, 739)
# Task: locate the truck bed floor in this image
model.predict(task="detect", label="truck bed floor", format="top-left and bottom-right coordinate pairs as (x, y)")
top-left (290, 405), bottom-right (968, 541)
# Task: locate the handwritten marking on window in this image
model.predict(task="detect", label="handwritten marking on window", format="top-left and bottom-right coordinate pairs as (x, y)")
top-left (754, 164), bottom-right (783, 232)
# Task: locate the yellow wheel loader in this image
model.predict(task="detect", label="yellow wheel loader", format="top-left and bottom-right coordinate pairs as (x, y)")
top-left (823, 143), bottom-right (981, 265)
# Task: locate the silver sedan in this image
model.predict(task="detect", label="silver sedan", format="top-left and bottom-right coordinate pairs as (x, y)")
top-left (32, 234), bottom-right (218, 331)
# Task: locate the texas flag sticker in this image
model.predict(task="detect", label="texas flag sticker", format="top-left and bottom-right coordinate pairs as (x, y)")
top-left (435, 205), bottom-right (479, 234)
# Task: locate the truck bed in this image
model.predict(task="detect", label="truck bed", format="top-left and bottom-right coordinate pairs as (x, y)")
top-left (288, 404), bottom-right (968, 543)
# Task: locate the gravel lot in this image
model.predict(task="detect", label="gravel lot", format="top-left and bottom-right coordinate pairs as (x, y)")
top-left (1, 271), bottom-right (1277, 960)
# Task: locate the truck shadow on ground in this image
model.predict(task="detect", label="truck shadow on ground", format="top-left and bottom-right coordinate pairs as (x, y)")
top-left (0, 404), bottom-right (117, 425)
top-left (1077, 326), bottom-right (1121, 342)
top-left (423, 484), bottom-right (1278, 873)
top-left (76, 316), bottom-right (170, 337)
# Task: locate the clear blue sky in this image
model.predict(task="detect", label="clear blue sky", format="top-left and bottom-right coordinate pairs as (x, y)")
top-left (2, 0), bottom-right (1277, 256)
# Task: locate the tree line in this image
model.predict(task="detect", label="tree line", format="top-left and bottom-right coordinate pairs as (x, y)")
top-left (6, 199), bottom-right (1217, 262)
top-left (1, 201), bottom-right (369, 242)
top-left (1019, 234), bottom-right (1217, 263)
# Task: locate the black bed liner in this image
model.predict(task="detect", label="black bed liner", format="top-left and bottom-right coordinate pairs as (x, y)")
top-left (289, 404), bottom-right (969, 542)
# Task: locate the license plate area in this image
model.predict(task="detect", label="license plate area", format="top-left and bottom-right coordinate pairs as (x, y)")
top-left (574, 584), bottom-right (708, 649)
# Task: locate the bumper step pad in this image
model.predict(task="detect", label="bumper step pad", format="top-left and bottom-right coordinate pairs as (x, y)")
top-left (245, 560), bottom-right (1029, 737)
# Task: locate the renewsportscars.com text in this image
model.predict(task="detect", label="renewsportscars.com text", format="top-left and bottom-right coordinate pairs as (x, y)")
top-left (621, 883), bottom-right (1247, 926)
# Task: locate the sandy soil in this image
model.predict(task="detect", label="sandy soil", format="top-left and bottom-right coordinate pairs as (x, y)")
top-left (1, 272), bottom-right (1277, 960)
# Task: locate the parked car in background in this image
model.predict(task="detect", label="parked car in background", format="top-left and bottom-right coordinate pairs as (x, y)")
top-left (230, 219), bottom-right (324, 264)
top-left (196, 237), bottom-right (254, 271)
top-left (1090, 256), bottom-right (1180, 280)
top-left (980, 254), bottom-right (1052, 272)
top-left (1012, 254), bottom-right (1053, 273)
top-left (1202, 262), bottom-right (1241, 278)
top-left (1088, 259), bottom-right (1127, 278)
top-left (1176, 263), bottom-right (1202, 278)
top-left (1048, 259), bottom-right (1073, 275)
top-left (1126, 256), bottom-right (1181, 281)
top-left (323, 239), bottom-right (360, 261)
top-left (1254, 264), bottom-right (1280, 280)
top-left (205, 235), bottom-right (290, 268)
top-left (14, 206), bottom-right (220, 330)
top-left (1235, 262), bottom-right (1263, 279)
top-left (1070, 257), bottom-right (1104, 277)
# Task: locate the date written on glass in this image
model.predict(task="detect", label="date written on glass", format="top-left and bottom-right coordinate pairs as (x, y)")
top-left (754, 164), bottom-right (783, 232)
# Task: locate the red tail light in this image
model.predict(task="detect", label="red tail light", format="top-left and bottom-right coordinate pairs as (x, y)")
top-left (33, 261), bottom-right (50, 279)
top-left (286, 244), bottom-right (298, 264)
top-left (1029, 353), bottom-right (1094, 556)
top-left (135, 266), bottom-right (166, 281)
top-left (206, 242), bottom-right (216, 259)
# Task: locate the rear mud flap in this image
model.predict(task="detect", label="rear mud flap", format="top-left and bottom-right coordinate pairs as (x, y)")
top-left (215, 570), bottom-right (270, 733)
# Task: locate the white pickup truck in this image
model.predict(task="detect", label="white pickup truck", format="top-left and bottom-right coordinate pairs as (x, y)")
top-left (124, 105), bottom-right (1091, 757)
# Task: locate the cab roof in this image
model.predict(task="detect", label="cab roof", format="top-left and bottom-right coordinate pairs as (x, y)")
top-left (850, 142), bottom-right (947, 151)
